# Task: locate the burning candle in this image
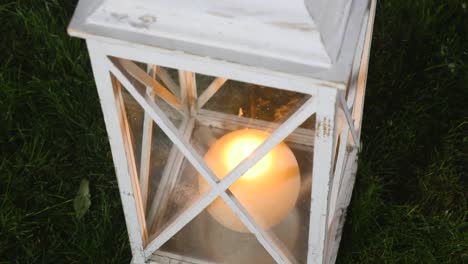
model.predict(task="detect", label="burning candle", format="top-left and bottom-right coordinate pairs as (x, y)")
top-left (199, 128), bottom-right (300, 232)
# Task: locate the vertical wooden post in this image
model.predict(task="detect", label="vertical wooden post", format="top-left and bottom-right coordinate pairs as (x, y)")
top-left (87, 40), bottom-right (146, 263)
top-left (140, 65), bottom-right (157, 213)
top-left (179, 70), bottom-right (197, 115)
top-left (307, 88), bottom-right (338, 264)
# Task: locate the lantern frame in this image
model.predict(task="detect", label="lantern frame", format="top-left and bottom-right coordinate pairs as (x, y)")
top-left (69, 0), bottom-right (376, 263)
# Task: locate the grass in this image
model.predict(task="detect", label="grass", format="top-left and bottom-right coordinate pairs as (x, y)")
top-left (0, 0), bottom-right (467, 263)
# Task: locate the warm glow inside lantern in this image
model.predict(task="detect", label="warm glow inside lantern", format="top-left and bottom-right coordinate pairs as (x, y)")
top-left (67, 0), bottom-right (376, 263)
top-left (199, 128), bottom-right (301, 233)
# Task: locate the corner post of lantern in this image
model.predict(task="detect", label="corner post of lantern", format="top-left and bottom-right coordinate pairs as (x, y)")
top-left (307, 88), bottom-right (339, 264)
top-left (86, 40), bottom-right (147, 263)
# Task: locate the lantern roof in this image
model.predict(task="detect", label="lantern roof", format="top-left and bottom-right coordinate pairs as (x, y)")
top-left (69, 0), bottom-right (370, 83)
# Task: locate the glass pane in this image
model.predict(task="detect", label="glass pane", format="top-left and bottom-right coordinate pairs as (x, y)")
top-left (120, 83), bottom-right (145, 178)
top-left (144, 124), bottom-right (210, 242)
top-left (199, 77), bottom-right (309, 125)
top-left (153, 201), bottom-right (276, 264)
top-left (195, 73), bottom-right (216, 96)
top-left (269, 127), bottom-right (314, 263)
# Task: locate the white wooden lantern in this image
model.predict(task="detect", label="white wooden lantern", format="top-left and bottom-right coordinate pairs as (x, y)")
top-left (68, 0), bottom-right (375, 263)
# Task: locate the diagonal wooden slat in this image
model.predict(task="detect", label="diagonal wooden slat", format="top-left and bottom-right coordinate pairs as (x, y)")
top-left (196, 77), bottom-right (227, 109)
top-left (155, 66), bottom-right (181, 98)
top-left (115, 58), bottom-right (184, 114)
top-left (339, 92), bottom-right (359, 146)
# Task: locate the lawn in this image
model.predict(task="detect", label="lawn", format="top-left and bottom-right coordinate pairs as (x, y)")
top-left (0, 0), bottom-right (467, 263)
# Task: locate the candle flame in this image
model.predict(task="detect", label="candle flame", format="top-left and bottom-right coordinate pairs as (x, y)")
top-left (238, 107), bottom-right (244, 117)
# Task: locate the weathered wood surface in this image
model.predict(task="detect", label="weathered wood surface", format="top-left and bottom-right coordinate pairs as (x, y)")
top-left (68, 0), bottom-right (369, 82)
top-left (306, 89), bottom-right (338, 264)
